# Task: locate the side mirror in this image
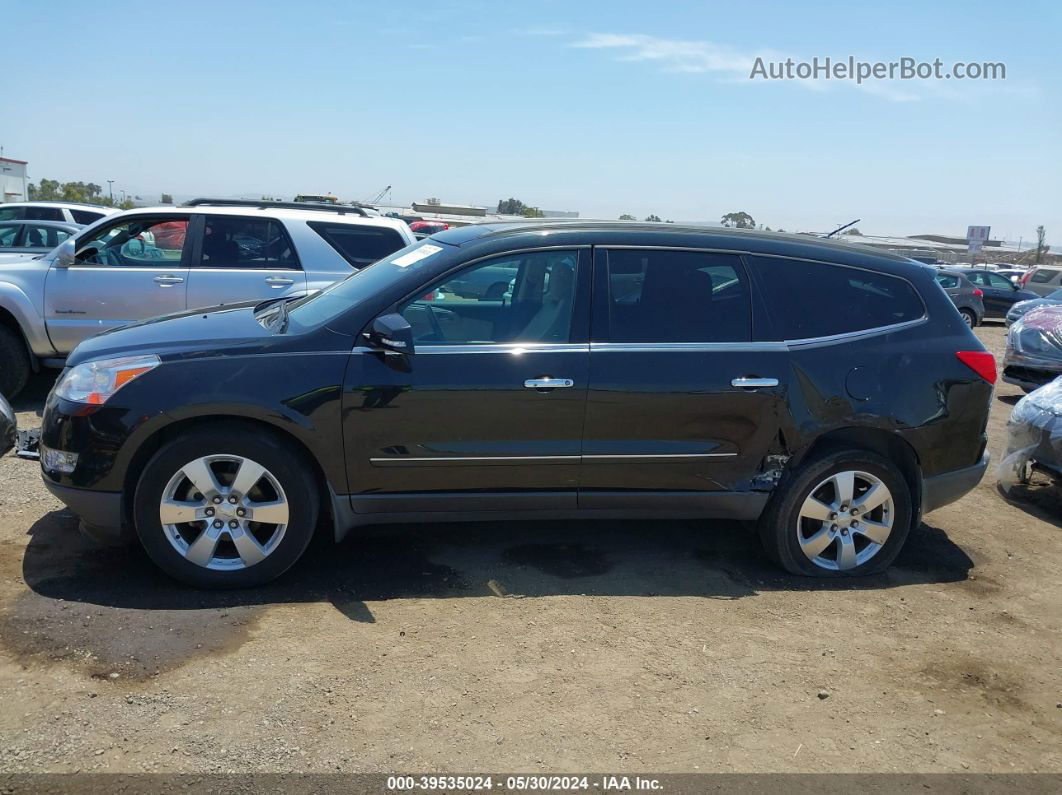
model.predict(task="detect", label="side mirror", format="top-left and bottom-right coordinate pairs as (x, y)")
top-left (53, 239), bottom-right (76, 268)
top-left (367, 313), bottom-right (415, 354)
top-left (1011, 280), bottom-right (1020, 290)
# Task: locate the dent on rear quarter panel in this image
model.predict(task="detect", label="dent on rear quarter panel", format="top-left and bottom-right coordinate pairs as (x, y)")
top-left (780, 325), bottom-right (990, 477)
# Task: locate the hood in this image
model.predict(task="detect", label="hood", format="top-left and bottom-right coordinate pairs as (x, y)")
top-left (1010, 298), bottom-right (1057, 316)
top-left (67, 302), bottom-right (276, 366)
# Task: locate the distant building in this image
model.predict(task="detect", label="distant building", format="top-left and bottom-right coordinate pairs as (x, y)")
top-left (0, 156), bottom-right (28, 203)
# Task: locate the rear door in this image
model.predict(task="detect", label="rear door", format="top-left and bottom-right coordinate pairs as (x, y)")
top-left (44, 214), bottom-right (192, 352)
top-left (184, 215), bottom-right (307, 311)
top-left (579, 247), bottom-right (788, 512)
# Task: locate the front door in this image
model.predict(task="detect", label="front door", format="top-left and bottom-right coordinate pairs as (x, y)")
top-left (580, 247), bottom-right (787, 510)
top-left (968, 270), bottom-right (1019, 316)
top-left (184, 214), bottom-right (307, 311)
top-left (342, 247), bottom-right (590, 513)
top-left (44, 215), bottom-right (192, 353)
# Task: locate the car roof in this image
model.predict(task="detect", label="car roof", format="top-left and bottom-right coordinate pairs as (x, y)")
top-left (115, 204), bottom-right (412, 233)
top-left (0, 219), bottom-right (80, 229)
top-left (433, 220), bottom-right (917, 267)
top-left (0, 201), bottom-right (117, 212)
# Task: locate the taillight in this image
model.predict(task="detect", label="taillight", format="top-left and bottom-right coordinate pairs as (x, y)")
top-left (956, 351), bottom-right (997, 384)
top-left (972, 288), bottom-right (984, 298)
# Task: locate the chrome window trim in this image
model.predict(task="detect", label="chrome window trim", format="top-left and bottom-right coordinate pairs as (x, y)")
top-left (415, 343), bottom-right (590, 355)
top-left (590, 342), bottom-right (785, 353)
top-left (582, 453), bottom-right (737, 460)
top-left (783, 316), bottom-right (929, 349)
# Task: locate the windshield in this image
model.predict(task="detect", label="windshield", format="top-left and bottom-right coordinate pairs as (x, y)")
top-left (287, 240), bottom-right (453, 330)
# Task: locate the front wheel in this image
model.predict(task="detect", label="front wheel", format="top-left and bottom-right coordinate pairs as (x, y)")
top-left (133, 426), bottom-right (319, 588)
top-left (758, 449), bottom-right (912, 577)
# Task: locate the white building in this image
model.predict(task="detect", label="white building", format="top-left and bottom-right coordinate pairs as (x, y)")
top-left (0, 156), bottom-right (28, 203)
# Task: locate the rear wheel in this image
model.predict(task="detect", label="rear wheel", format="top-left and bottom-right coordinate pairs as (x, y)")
top-left (133, 426), bottom-right (319, 588)
top-left (959, 308), bottom-right (977, 328)
top-left (758, 449), bottom-right (912, 577)
top-left (0, 325), bottom-right (30, 399)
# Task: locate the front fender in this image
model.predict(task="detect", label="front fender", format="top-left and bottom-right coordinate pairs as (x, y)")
top-left (0, 280), bottom-right (55, 357)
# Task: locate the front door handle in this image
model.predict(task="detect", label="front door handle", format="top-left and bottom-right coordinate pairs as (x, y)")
top-left (153, 275), bottom-right (184, 286)
top-left (265, 276), bottom-right (295, 287)
top-left (732, 376), bottom-right (779, 388)
top-left (524, 377), bottom-right (575, 390)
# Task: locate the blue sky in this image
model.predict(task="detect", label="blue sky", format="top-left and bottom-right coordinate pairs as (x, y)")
top-left (4, 0), bottom-right (1059, 240)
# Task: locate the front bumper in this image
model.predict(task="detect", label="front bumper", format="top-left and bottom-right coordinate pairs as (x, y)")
top-left (921, 451), bottom-right (990, 514)
top-left (42, 478), bottom-right (125, 540)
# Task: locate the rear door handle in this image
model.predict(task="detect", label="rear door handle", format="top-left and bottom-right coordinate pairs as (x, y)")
top-left (732, 376), bottom-right (779, 388)
top-left (265, 277), bottom-right (295, 287)
top-left (524, 377), bottom-right (575, 389)
top-left (153, 275), bottom-right (184, 286)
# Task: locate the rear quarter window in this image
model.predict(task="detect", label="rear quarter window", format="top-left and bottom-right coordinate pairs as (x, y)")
top-left (750, 255), bottom-right (926, 340)
top-left (308, 222), bottom-right (406, 268)
top-left (70, 209), bottom-right (105, 224)
top-left (1031, 269), bottom-right (1060, 284)
top-left (936, 274), bottom-right (959, 289)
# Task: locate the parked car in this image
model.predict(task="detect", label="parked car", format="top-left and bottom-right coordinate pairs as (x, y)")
top-left (0, 392), bottom-right (14, 456)
top-left (1019, 265), bottom-right (1062, 297)
top-left (0, 198), bottom-right (415, 397)
top-left (959, 269), bottom-right (1038, 319)
top-left (1006, 288), bottom-right (1062, 326)
top-left (0, 220), bottom-right (81, 258)
top-left (995, 269), bottom-right (1026, 282)
top-left (998, 376), bottom-right (1062, 491)
top-left (409, 220), bottom-right (449, 239)
top-left (0, 201), bottom-right (117, 225)
top-left (934, 269), bottom-right (984, 327)
top-left (39, 222), bottom-right (994, 588)
top-left (1003, 305), bottom-right (1062, 392)
top-left (445, 259), bottom-right (519, 301)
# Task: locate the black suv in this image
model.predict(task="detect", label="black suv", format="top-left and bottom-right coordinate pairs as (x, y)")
top-left (40, 223), bottom-right (995, 588)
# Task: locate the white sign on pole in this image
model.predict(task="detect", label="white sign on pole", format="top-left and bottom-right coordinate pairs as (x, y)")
top-left (967, 225), bottom-right (990, 256)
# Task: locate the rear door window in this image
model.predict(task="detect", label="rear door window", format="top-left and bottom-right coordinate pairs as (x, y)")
top-left (70, 209), bottom-right (106, 224)
top-left (0, 224), bottom-right (19, 246)
top-left (603, 250), bottom-right (751, 343)
top-left (308, 222), bottom-right (406, 268)
top-left (198, 216), bottom-right (298, 269)
top-left (750, 256), bottom-right (925, 340)
top-left (22, 224), bottom-right (72, 248)
top-left (24, 206), bottom-right (64, 221)
top-left (1031, 269), bottom-right (1059, 284)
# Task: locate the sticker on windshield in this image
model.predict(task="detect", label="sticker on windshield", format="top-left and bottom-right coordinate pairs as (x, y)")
top-left (392, 244), bottom-right (443, 267)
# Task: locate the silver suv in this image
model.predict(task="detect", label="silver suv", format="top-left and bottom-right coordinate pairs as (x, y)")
top-left (0, 201), bottom-right (118, 225)
top-left (0, 199), bottom-right (415, 397)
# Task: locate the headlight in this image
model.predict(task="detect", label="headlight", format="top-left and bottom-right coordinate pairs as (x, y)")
top-left (54, 355), bottom-right (160, 405)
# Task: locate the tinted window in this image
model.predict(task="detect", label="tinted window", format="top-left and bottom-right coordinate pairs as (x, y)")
top-left (22, 224), bottom-right (71, 248)
top-left (308, 222), bottom-right (405, 268)
top-left (0, 224), bottom-right (18, 246)
top-left (1031, 269), bottom-right (1059, 283)
top-left (935, 273), bottom-right (959, 289)
top-left (0, 207), bottom-right (24, 221)
top-left (200, 216), bottom-right (297, 269)
top-left (604, 250), bottom-right (750, 343)
top-left (70, 209), bottom-right (105, 224)
top-left (751, 256), bottom-right (925, 340)
top-left (399, 250), bottom-right (580, 345)
top-left (77, 217), bottom-right (189, 267)
top-left (24, 206), bottom-right (64, 221)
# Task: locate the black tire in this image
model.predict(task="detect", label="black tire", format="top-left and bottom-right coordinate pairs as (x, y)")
top-left (758, 448), bottom-right (913, 577)
top-left (133, 425), bottom-right (319, 588)
top-left (959, 308), bottom-right (977, 328)
top-left (0, 325), bottom-right (30, 400)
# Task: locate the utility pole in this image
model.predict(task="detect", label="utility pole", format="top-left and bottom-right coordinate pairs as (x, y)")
top-left (107, 180), bottom-right (114, 202)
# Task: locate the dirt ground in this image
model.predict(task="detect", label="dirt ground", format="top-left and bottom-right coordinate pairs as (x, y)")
top-left (0, 322), bottom-right (1059, 775)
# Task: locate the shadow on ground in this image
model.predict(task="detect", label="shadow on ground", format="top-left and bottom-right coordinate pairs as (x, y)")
top-left (0, 507), bottom-right (975, 679)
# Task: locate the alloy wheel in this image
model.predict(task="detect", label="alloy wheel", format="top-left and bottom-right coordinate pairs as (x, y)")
top-left (159, 455), bottom-right (289, 570)
top-left (796, 470), bottom-right (894, 571)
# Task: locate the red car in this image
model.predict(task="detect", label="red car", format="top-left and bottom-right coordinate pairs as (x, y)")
top-left (408, 220), bottom-right (449, 238)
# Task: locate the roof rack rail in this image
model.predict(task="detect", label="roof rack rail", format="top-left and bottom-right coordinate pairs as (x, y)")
top-left (181, 198), bottom-right (370, 217)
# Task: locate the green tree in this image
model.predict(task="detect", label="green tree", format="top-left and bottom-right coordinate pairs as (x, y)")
top-left (1036, 225), bottom-right (1048, 264)
top-left (497, 198), bottom-right (528, 214)
top-left (644, 214), bottom-right (661, 222)
top-left (843, 227), bottom-right (863, 236)
top-left (720, 211), bottom-right (756, 229)
top-left (521, 206), bottom-right (545, 218)
top-left (161, 193), bottom-right (174, 204)
top-left (27, 178), bottom-right (124, 207)
top-left (618, 213), bottom-right (636, 221)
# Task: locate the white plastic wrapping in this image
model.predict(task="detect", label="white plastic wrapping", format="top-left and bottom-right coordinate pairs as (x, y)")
top-left (998, 375), bottom-right (1062, 491)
